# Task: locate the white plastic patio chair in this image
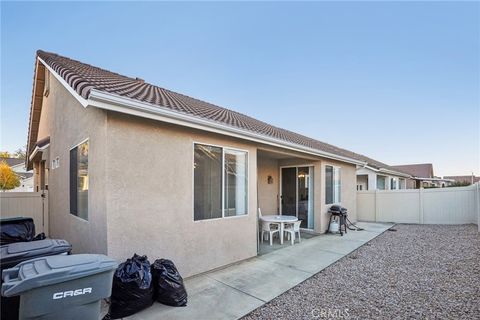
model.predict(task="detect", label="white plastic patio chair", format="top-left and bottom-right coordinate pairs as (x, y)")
top-left (261, 221), bottom-right (280, 246)
top-left (258, 208), bottom-right (280, 229)
top-left (258, 208), bottom-right (263, 218)
top-left (284, 220), bottom-right (302, 245)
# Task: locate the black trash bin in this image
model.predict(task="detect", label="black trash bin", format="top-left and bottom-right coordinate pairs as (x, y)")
top-left (1, 239), bottom-right (72, 320)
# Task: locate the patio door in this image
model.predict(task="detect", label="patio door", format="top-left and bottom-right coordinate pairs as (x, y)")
top-left (281, 166), bottom-right (314, 229)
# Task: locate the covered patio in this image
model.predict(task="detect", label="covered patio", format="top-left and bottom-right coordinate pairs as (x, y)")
top-left (257, 148), bottom-right (321, 224)
top-left (256, 147), bottom-right (323, 254)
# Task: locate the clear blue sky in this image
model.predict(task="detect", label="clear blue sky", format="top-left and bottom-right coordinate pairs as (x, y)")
top-left (1, 1), bottom-right (479, 176)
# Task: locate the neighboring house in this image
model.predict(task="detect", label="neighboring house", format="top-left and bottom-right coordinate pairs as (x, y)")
top-left (0, 157), bottom-right (34, 192)
top-left (356, 158), bottom-right (412, 191)
top-left (391, 163), bottom-right (452, 188)
top-left (443, 175), bottom-right (480, 186)
top-left (26, 50), bottom-right (389, 277)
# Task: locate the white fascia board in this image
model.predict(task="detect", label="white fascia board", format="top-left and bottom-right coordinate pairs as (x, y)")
top-left (363, 165), bottom-right (380, 172)
top-left (87, 89), bottom-right (366, 166)
top-left (37, 57), bottom-right (89, 107)
top-left (362, 164), bottom-right (412, 178)
top-left (28, 143), bottom-right (50, 161)
top-left (378, 168), bottom-right (412, 178)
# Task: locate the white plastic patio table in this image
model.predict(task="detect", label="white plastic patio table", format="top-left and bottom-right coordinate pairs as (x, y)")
top-left (260, 215), bottom-right (298, 244)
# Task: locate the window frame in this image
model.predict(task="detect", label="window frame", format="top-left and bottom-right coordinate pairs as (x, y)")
top-left (325, 164), bottom-right (341, 205)
top-left (192, 142), bottom-right (249, 222)
top-left (69, 138), bottom-right (89, 221)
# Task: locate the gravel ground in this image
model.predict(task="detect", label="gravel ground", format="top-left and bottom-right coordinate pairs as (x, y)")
top-left (243, 224), bottom-right (480, 320)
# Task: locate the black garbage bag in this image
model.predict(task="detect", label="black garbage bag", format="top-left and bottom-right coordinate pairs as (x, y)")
top-left (106, 254), bottom-right (154, 319)
top-left (0, 217), bottom-right (35, 245)
top-left (151, 259), bottom-right (188, 307)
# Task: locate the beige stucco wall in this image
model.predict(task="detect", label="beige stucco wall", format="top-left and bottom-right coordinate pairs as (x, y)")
top-left (105, 112), bottom-right (258, 278)
top-left (257, 157), bottom-right (279, 215)
top-left (36, 72), bottom-right (108, 254)
top-left (319, 159), bottom-right (357, 233)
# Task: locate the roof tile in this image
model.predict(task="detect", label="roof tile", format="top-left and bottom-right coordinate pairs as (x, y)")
top-left (36, 50), bottom-right (405, 173)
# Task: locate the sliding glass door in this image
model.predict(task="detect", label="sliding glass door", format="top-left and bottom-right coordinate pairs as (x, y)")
top-left (281, 166), bottom-right (314, 229)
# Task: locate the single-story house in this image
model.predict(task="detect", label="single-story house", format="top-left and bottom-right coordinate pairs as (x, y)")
top-left (391, 163), bottom-right (452, 188)
top-left (355, 158), bottom-right (413, 190)
top-left (1, 157), bottom-right (34, 192)
top-left (27, 50), bottom-right (378, 277)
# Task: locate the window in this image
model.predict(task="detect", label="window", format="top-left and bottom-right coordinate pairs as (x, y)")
top-left (194, 144), bottom-right (248, 221)
top-left (70, 140), bottom-right (88, 220)
top-left (325, 165), bottom-right (341, 204)
top-left (377, 176), bottom-right (386, 190)
top-left (391, 178), bottom-right (398, 190)
top-left (194, 144), bottom-right (222, 220)
top-left (224, 150), bottom-right (248, 217)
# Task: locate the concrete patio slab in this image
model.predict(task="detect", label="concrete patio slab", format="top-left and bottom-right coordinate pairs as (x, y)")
top-left (258, 244), bottom-right (344, 274)
top-left (127, 275), bottom-right (264, 320)
top-left (207, 258), bottom-right (311, 302)
top-left (122, 222), bottom-right (393, 320)
top-left (306, 237), bottom-right (366, 255)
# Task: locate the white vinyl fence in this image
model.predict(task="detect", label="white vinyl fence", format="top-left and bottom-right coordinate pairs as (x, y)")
top-left (0, 192), bottom-right (49, 235)
top-left (357, 184), bottom-right (480, 229)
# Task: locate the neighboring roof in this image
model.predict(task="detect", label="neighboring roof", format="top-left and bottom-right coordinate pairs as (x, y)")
top-left (29, 50), bottom-right (403, 172)
top-left (444, 175), bottom-right (480, 184)
top-left (0, 157), bottom-right (24, 167)
top-left (391, 163), bottom-right (434, 179)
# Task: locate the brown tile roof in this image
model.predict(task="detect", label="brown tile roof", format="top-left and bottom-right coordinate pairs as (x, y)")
top-left (391, 163), bottom-right (434, 178)
top-left (0, 157), bottom-right (24, 167)
top-left (34, 50), bottom-right (405, 172)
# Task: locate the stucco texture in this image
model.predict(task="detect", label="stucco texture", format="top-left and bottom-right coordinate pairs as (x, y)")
top-left (37, 71), bottom-right (108, 255)
top-left (105, 113), bottom-right (258, 277)
top-left (257, 157), bottom-right (279, 215)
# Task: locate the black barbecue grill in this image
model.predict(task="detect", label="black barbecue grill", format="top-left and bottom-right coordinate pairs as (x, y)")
top-left (327, 205), bottom-right (348, 236)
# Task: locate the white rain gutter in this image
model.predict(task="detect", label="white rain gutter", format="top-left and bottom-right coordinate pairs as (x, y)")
top-left (362, 164), bottom-right (412, 178)
top-left (378, 168), bottom-right (412, 178)
top-left (28, 142), bottom-right (50, 161)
